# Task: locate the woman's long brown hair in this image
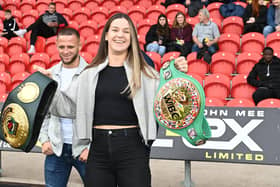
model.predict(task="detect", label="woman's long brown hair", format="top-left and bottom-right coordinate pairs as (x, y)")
top-left (252, 0), bottom-right (260, 17)
top-left (85, 13), bottom-right (157, 97)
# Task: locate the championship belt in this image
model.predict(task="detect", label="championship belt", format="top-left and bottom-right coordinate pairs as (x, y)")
top-left (153, 60), bottom-right (211, 146)
top-left (0, 72), bottom-right (57, 152)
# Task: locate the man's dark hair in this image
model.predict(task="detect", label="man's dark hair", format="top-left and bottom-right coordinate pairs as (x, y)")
top-left (4, 9), bottom-right (11, 14)
top-left (263, 47), bottom-right (273, 54)
top-left (57, 27), bottom-right (80, 40)
top-left (49, 2), bottom-right (56, 7)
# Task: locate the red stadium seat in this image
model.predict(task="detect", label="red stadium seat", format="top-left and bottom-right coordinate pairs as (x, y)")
top-left (4, 0), bottom-right (20, 11)
top-left (0, 37), bottom-right (8, 53)
top-left (0, 93), bottom-right (8, 102)
top-left (79, 52), bottom-right (92, 64)
top-left (0, 11), bottom-right (4, 22)
top-left (137, 19), bottom-right (157, 36)
top-left (218, 33), bottom-right (240, 54)
top-left (128, 6), bottom-right (146, 25)
top-left (210, 52), bottom-right (236, 76)
top-left (231, 74), bottom-right (256, 100)
top-left (83, 35), bottom-right (100, 57)
top-left (187, 73), bottom-right (203, 86)
top-left (207, 2), bottom-right (223, 20)
top-left (9, 53), bottom-right (30, 76)
top-left (91, 7), bottom-right (108, 24)
top-left (108, 6), bottom-right (127, 18)
top-left (166, 4), bottom-right (186, 21)
top-left (26, 36), bottom-right (46, 53)
top-left (72, 7), bottom-right (91, 23)
top-left (12, 10), bottom-right (22, 22)
top-left (205, 97), bottom-right (224, 107)
top-left (137, 0), bottom-right (153, 9)
top-left (7, 37), bottom-right (27, 56)
top-left (49, 53), bottom-right (60, 68)
top-left (241, 32), bottom-right (265, 54)
top-left (21, 9), bottom-right (38, 28)
top-left (45, 36), bottom-right (58, 56)
top-left (19, 0), bottom-right (36, 13)
top-left (186, 16), bottom-right (199, 28)
top-left (84, 0), bottom-right (99, 11)
top-left (0, 54), bottom-right (9, 72)
top-left (257, 99), bottom-right (280, 108)
top-left (101, 0), bottom-right (119, 10)
top-left (0, 72), bottom-right (11, 94)
top-left (67, 20), bottom-right (79, 31)
top-left (204, 73), bottom-right (231, 100)
top-left (187, 52), bottom-right (209, 77)
top-left (35, 0), bottom-right (51, 15)
top-left (53, 0), bottom-right (68, 12)
top-left (137, 34), bottom-right (145, 51)
top-left (120, 0), bottom-right (135, 9)
top-left (29, 53), bottom-right (50, 73)
top-left (162, 51), bottom-right (181, 64)
top-left (145, 52), bottom-right (161, 72)
top-left (10, 71), bottom-right (31, 90)
top-left (146, 5), bottom-right (165, 20)
top-left (266, 32), bottom-right (280, 52)
top-left (236, 52), bottom-right (262, 75)
top-left (61, 8), bottom-right (72, 22)
top-left (222, 16), bottom-right (244, 36)
top-left (97, 21), bottom-right (106, 35)
top-left (226, 98), bottom-right (255, 107)
top-left (67, 0), bottom-right (84, 11)
top-left (210, 17), bottom-right (222, 32)
top-left (79, 20), bottom-right (98, 40)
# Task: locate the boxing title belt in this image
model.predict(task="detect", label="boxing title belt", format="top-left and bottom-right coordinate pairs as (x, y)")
top-left (0, 72), bottom-right (57, 152)
top-left (153, 60), bottom-right (211, 146)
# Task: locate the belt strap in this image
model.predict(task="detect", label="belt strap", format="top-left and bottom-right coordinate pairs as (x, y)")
top-left (153, 60), bottom-right (211, 146)
top-left (0, 72), bottom-right (57, 152)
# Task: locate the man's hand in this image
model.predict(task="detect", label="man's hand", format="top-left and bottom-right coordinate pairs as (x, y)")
top-left (198, 42), bottom-right (203, 48)
top-left (79, 148), bottom-right (89, 163)
top-left (33, 65), bottom-right (52, 78)
top-left (42, 141), bottom-right (54, 155)
top-left (47, 22), bottom-right (58, 27)
top-left (174, 56), bottom-right (188, 73)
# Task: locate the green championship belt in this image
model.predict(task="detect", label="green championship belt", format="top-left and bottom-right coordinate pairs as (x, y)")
top-left (0, 72), bottom-right (57, 152)
top-left (153, 60), bottom-right (211, 145)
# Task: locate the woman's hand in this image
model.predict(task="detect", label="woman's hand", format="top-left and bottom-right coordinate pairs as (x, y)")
top-left (174, 56), bottom-right (188, 73)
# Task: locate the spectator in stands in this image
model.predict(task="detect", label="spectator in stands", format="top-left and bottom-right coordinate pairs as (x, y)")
top-left (38, 28), bottom-right (88, 187)
top-left (145, 14), bottom-right (170, 57)
top-left (36, 13), bottom-right (188, 187)
top-left (192, 9), bottom-right (220, 60)
top-left (160, 0), bottom-right (186, 7)
top-left (242, 0), bottom-right (267, 34)
top-left (185, 0), bottom-right (207, 17)
top-left (247, 47), bottom-right (280, 105)
top-left (169, 12), bottom-right (193, 57)
top-left (0, 9), bottom-right (20, 40)
top-left (14, 2), bottom-right (68, 53)
top-left (263, 0), bottom-right (280, 37)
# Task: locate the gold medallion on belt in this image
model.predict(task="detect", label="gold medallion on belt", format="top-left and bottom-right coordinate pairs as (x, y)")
top-left (17, 82), bottom-right (40, 103)
top-left (1, 103), bottom-right (29, 148)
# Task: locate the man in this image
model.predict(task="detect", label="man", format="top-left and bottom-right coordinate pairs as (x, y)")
top-left (263, 0), bottom-right (280, 37)
top-left (0, 9), bottom-right (20, 40)
top-left (38, 28), bottom-right (89, 187)
top-left (192, 8), bottom-right (220, 61)
top-left (14, 2), bottom-right (68, 53)
top-left (247, 47), bottom-right (280, 105)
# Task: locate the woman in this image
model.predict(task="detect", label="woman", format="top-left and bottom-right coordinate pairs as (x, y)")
top-left (242, 0), bottom-right (267, 34)
top-left (38, 13), bottom-right (188, 187)
top-left (145, 14), bottom-right (170, 57)
top-left (169, 11), bottom-right (193, 57)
